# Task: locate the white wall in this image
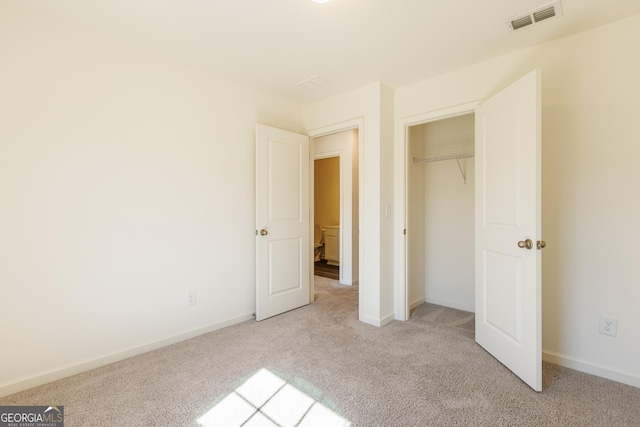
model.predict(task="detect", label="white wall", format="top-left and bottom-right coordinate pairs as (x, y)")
top-left (379, 86), bottom-right (396, 320)
top-left (0, 3), bottom-right (303, 396)
top-left (395, 15), bottom-right (640, 387)
top-left (423, 160), bottom-right (475, 312)
top-left (313, 130), bottom-right (359, 285)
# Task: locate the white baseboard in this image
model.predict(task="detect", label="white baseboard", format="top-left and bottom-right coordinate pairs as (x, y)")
top-left (543, 350), bottom-right (640, 389)
top-left (0, 313), bottom-right (254, 398)
top-left (425, 296), bottom-right (475, 313)
top-left (410, 297), bottom-right (426, 310)
top-left (339, 279), bottom-right (359, 286)
top-left (360, 312), bottom-right (395, 327)
top-left (360, 315), bottom-right (380, 327)
top-left (379, 312), bottom-right (395, 326)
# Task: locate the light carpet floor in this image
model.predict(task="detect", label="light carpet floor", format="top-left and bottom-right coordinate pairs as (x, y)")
top-left (2, 276), bottom-right (640, 426)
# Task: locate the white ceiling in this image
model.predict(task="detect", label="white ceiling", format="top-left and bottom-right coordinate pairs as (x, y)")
top-left (17, 0), bottom-right (640, 104)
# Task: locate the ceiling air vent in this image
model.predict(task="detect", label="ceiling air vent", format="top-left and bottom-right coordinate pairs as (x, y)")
top-left (297, 75), bottom-right (328, 90)
top-left (511, 15), bottom-right (533, 30)
top-left (533, 6), bottom-right (556, 23)
top-left (505, 0), bottom-right (563, 31)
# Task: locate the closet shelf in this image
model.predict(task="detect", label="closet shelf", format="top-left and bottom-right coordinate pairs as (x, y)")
top-left (412, 151), bottom-right (475, 185)
top-left (412, 151), bottom-right (475, 164)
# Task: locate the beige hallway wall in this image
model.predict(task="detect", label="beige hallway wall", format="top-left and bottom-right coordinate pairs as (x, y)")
top-left (314, 157), bottom-right (340, 229)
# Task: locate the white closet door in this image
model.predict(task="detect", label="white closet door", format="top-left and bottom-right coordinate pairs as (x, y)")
top-left (475, 69), bottom-right (542, 391)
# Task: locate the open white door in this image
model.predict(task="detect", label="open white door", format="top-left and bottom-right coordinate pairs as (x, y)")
top-left (475, 69), bottom-right (542, 391)
top-left (256, 124), bottom-right (310, 321)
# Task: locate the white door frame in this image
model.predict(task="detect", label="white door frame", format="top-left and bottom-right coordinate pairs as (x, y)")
top-left (313, 131), bottom-right (358, 286)
top-left (394, 102), bottom-right (479, 321)
top-left (308, 119), bottom-right (363, 318)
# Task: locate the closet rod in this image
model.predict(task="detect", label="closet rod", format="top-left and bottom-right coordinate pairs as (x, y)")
top-left (412, 151), bottom-right (475, 185)
top-left (412, 151), bottom-right (475, 164)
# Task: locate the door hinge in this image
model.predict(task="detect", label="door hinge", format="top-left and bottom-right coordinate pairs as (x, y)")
top-left (404, 229), bottom-right (407, 235)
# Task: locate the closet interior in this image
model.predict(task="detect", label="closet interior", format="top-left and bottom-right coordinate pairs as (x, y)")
top-left (407, 113), bottom-right (476, 314)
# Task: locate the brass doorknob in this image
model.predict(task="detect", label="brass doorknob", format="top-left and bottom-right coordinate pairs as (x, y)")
top-left (517, 239), bottom-right (533, 250)
top-left (260, 229), bottom-right (268, 236)
top-left (537, 240), bottom-right (546, 250)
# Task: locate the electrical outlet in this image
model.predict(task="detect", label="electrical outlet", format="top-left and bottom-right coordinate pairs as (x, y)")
top-left (186, 290), bottom-right (196, 306)
top-left (599, 316), bottom-right (617, 337)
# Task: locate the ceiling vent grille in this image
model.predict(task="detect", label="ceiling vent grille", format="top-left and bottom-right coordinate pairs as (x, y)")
top-left (511, 15), bottom-right (533, 30)
top-left (505, 0), bottom-right (563, 31)
top-left (533, 6), bottom-right (556, 23)
top-left (297, 75), bottom-right (328, 90)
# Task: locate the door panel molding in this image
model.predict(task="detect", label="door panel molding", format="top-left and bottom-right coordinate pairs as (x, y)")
top-left (256, 124), bottom-right (310, 321)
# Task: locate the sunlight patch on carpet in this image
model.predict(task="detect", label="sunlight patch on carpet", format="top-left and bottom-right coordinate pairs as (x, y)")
top-left (197, 368), bottom-right (350, 427)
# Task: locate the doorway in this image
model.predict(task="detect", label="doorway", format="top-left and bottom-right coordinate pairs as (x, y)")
top-left (314, 155), bottom-right (340, 280)
top-left (407, 113), bottom-right (475, 314)
top-left (256, 120), bottom-right (363, 321)
top-left (312, 129), bottom-right (359, 286)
